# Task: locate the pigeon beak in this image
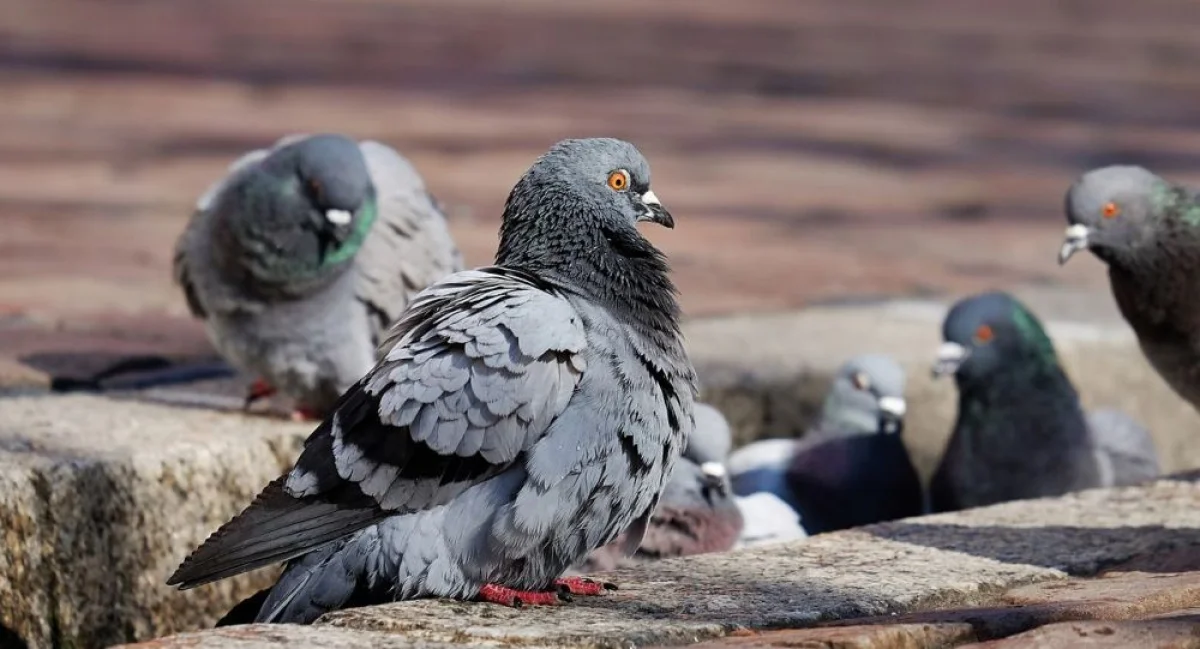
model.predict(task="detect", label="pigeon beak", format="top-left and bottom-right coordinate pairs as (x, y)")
top-left (1058, 224), bottom-right (1090, 265)
top-left (877, 396), bottom-right (907, 419)
top-left (932, 342), bottom-right (968, 378)
top-left (637, 190), bottom-right (675, 229)
top-left (700, 461), bottom-right (729, 497)
top-left (325, 209), bottom-right (353, 226)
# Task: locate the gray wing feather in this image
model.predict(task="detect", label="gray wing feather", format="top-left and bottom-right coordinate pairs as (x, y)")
top-left (355, 141), bottom-right (464, 344)
top-left (168, 269), bottom-right (585, 589)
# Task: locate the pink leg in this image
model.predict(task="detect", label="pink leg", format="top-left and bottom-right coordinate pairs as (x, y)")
top-left (288, 407), bottom-right (323, 422)
top-left (478, 583), bottom-right (564, 607)
top-left (555, 576), bottom-right (617, 596)
top-left (243, 379), bottom-right (276, 409)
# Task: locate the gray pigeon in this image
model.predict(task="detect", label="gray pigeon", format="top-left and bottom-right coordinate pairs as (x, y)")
top-left (930, 291), bottom-right (1159, 513)
top-left (1059, 165), bottom-right (1200, 412)
top-left (174, 133), bottom-right (462, 419)
top-left (1087, 408), bottom-right (1161, 488)
top-left (688, 402), bottom-right (734, 465)
top-left (170, 137), bottom-right (697, 623)
top-left (728, 354), bottom-right (921, 535)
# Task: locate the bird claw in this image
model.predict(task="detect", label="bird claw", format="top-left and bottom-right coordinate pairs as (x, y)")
top-left (478, 583), bottom-right (565, 607)
top-left (243, 379), bottom-right (276, 409)
top-left (555, 576), bottom-right (617, 596)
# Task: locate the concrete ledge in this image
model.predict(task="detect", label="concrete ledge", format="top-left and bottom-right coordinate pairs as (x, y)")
top-left (116, 477), bottom-right (1200, 649)
top-left (4, 297), bottom-right (1200, 647)
top-left (0, 395), bottom-right (310, 648)
top-left (689, 298), bottom-right (1200, 476)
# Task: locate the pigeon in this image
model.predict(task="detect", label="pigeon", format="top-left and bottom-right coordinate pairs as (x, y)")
top-left (1059, 165), bottom-right (1200, 412)
top-left (173, 133), bottom-right (462, 419)
top-left (734, 491), bottom-right (807, 547)
top-left (688, 402), bottom-right (734, 466)
top-left (1087, 408), bottom-right (1161, 488)
top-left (572, 457), bottom-right (742, 572)
top-left (929, 291), bottom-right (1159, 513)
top-left (169, 137), bottom-right (697, 623)
top-left (728, 354), bottom-right (922, 535)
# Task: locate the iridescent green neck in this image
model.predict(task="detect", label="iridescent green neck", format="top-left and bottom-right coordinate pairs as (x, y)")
top-left (1152, 182), bottom-right (1200, 227)
top-left (1011, 305), bottom-right (1060, 370)
top-left (321, 197), bottom-right (378, 268)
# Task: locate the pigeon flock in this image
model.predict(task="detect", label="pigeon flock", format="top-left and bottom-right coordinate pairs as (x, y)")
top-left (162, 136), bottom-right (1177, 623)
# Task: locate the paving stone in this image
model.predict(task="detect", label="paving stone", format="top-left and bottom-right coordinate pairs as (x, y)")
top-left (960, 617), bottom-right (1200, 648)
top-left (108, 624), bottom-right (462, 649)
top-left (1002, 571), bottom-right (1200, 621)
top-left (674, 623), bottom-right (977, 649)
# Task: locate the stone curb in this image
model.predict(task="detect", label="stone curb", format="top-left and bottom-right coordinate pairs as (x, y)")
top-left (2, 300), bottom-right (1199, 648)
top-left (0, 395), bottom-right (311, 648)
top-left (112, 478), bottom-right (1200, 649)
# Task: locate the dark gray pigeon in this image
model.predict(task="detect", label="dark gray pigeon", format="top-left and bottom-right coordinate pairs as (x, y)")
top-left (170, 137), bottom-right (697, 623)
top-left (930, 291), bottom-right (1159, 513)
top-left (1059, 165), bottom-right (1200, 413)
top-left (728, 354), bottom-right (922, 535)
top-left (174, 133), bottom-right (462, 419)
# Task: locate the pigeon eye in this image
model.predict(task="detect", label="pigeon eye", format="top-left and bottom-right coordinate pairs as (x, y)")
top-left (308, 179), bottom-right (322, 201)
top-left (607, 170), bottom-right (630, 192)
top-left (974, 324), bottom-right (994, 344)
top-left (1102, 202), bottom-right (1120, 219)
top-left (851, 372), bottom-right (871, 390)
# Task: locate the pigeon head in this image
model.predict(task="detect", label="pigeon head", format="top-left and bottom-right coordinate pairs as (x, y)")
top-left (685, 403), bottom-right (734, 465)
top-left (496, 138), bottom-right (673, 268)
top-left (820, 354), bottom-right (908, 436)
top-left (1059, 165), bottom-right (1172, 267)
top-left (933, 291), bottom-right (1061, 387)
top-left (216, 134), bottom-right (378, 289)
top-left (663, 458), bottom-right (735, 511)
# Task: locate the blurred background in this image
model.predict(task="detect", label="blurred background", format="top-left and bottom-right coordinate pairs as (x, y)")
top-left (4, 0), bottom-right (1200, 372)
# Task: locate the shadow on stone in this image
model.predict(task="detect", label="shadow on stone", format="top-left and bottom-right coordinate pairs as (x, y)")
top-left (866, 522), bottom-right (1200, 576)
top-left (0, 624), bottom-right (29, 649)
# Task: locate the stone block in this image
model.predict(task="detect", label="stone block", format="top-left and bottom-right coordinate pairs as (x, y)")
top-left (0, 394), bottom-right (310, 648)
top-left (686, 299), bottom-right (1200, 478)
top-left (959, 617), bottom-right (1200, 648)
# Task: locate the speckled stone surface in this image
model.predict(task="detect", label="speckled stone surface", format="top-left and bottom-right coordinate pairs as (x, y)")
top-left (117, 477), bottom-right (1200, 649)
top-left (0, 394), bottom-right (311, 648)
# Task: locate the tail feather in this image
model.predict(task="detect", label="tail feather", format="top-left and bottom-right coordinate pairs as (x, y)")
top-left (168, 476), bottom-right (388, 589)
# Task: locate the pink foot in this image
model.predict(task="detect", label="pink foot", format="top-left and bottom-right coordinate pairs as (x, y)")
top-left (478, 583), bottom-right (564, 607)
top-left (555, 576), bottom-right (617, 596)
top-left (288, 407), bottom-right (323, 422)
top-left (243, 379), bottom-right (276, 409)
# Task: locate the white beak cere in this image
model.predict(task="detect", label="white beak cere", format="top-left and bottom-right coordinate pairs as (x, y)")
top-left (932, 341), bottom-right (968, 378)
top-left (1058, 224), bottom-right (1090, 265)
top-left (641, 190), bottom-right (661, 206)
top-left (700, 461), bottom-right (727, 479)
top-left (325, 209), bottom-right (353, 226)
top-left (876, 396), bottom-right (907, 418)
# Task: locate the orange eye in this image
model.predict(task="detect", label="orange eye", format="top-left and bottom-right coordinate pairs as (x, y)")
top-left (974, 324), bottom-right (994, 343)
top-left (1102, 202), bottom-right (1120, 219)
top-left (851, 372), bottom-right (871, 390)
top-left (309, 179), bottom-right (322, 199)
top-left (607, 169), bottom-right (630, 192)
